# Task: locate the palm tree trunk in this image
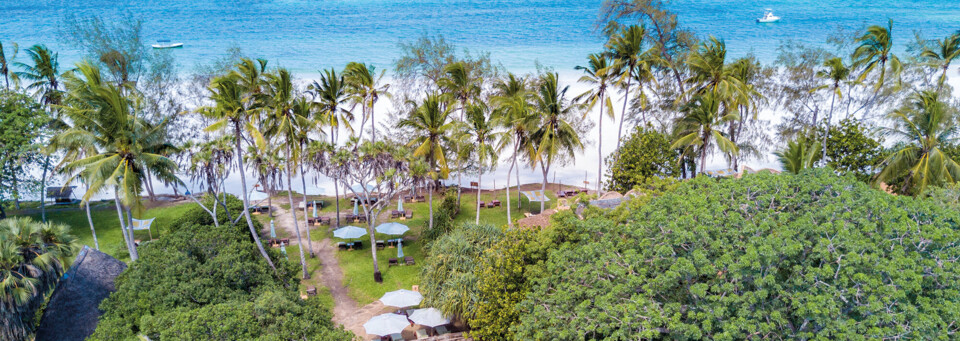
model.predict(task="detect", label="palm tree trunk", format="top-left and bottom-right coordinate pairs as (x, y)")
top-left (299, 162), bottom-right (315, 257)
top-left (331, 132), bottom-right (341, 227)
top-left (822, 88), bottom-right (838, 162)
top-left (456, 102), bottom-right (466, 206)
top-left (85, 199), bottom-right (99, 250)
top-left (428, 182), bottom-right (434, 229)
top-left (234, 123), bottom-right (277, 271)
top-left (616, 67), bottom-right (634, 155)
top-left (113, 191), bottom-right (137, 261)
top-left (597, 93), bottom-right (605, 195)
top-left (40, 156), bottom-right (49, 222)
top-left (285, 145), bottom-right (310, 279)
top-left (475, 169), bottom-right (482, 224)
top-left (506, 141), bottom-right (519, 227)
top-left (516, 156), bottom-right (522, 209)
top-left (540, 160), bottom-right (549, 213)
top-left (699, 137), bottom-right (709, 176)
top-left (370, 99), bottom-right (376, 143)
top-left (124, 206), bottom-right (139, 259)
top-left (363, 203), bottom-right (382, 283)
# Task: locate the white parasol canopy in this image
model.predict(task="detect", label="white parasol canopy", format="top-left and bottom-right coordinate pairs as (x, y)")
top-left (363, 313), bottom-right (410, 336)
top-left (408, 308), bottom-right (450, 327)
top-left (379, 289), bottom-right (423, 308)
top-left (332, 226), bottom-right (367, 239)
top-left (375, 222), bottom-right (409, 235)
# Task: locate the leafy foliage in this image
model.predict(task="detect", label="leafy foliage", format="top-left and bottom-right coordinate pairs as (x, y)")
top-left (604, 127), bottom-right (680, 193)
top-left (818, 119), bottom-right (886, 182)
top-left (90, 222), bottom-right (350, 340)
top-left (515, 169), bottom-right (960, 340)
top-left (0, 91), bottom-right (47, 214)
top-left (419, 224), bottom-right (503, 323)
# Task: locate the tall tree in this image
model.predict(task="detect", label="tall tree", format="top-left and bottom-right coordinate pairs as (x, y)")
top-left (344, 62), bottom-right (388, 143)
top-left (811, 57), bottom-right (852, 161)
top-left (920, 32), bottom-right (960, 92)
top-left (198, 58), bottom-right (277, 271)
top-left (397, 93), bottom-right (454, 229)
top-left (852, 19), bottom-right (902, 91)
top-left (0, 41), bottom-right (17, 89)
top-left (462, 103), bottom-right (499, 224)
top-left (671, 94), bottom-right (739, 175)
top-left (605, 25), bottom-right (654, 152)
top-left (531, 73), bottom-right (583, 212)
top-left (262, 68), bottom-right (312, 278)
top-left (492, 73), bottom-right (535, 222)
top-left (876, 91), bottom-right (960, 195)
top-left (575, 53), bottom-right (617, 194)
top-left (439, 61), bottom-right (482, 206)
top-left (308, 68), bottom-right (353, 227)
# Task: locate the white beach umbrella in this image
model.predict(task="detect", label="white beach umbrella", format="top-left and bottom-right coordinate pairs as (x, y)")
top-left (379, 289), bottom-right (423, 308)
top-left (408, 308), bottom-right (450, 327)
top-left (269, 220), bottom-right (277, 238)
top-left (398, 199), bottom-right (404, 212)
top-left (363, 313), bottom-right (410, 336)
top-left (375, 222), bottom-right (410, 235)
top-left (397, 240), bottom-right (404, 258)
top-left (353, 200), bottom-right (359, 215)
top-left (332, 226), bottom-right (367, 239)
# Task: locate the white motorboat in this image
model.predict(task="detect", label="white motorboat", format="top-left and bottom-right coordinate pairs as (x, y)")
top-left (152, 40), bottom-right (183, 49)
top-left (756, 10), bottom-right (780, 23)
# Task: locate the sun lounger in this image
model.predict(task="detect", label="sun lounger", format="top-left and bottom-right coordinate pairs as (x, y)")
top-left (337, 242), bottom-right (348, 251)
top-left (391, 210), bottom-right (401, 218)
top-left (388, 258), bottom-right (399, 267)
top-left (479, 201), bottom-right (485, 207)
top-left (404, 256), bottom-right (415, 265)
top-left (306, 286), bottom-right (317, 296)
top-left (404, 210), bottom-right (413, 219)
top-left (555, 190), bottom-right (566, 198)
top-left (320, 216), bottom-right (331, 225)
top-left (486, 201), bottom-right (494, 208)
top-left (416, 328), bottom-right (429, 339)
top-left (388, 333), bottom-right (403, 341)
top-left (353, 241), bottom-right (363, 250)
top-left (492, 200), bottom-right (501, 207)
top-left (435, 325), bottom-right (450, 335)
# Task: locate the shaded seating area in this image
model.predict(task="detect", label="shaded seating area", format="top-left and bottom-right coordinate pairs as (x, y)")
top-left (46, 186), bottom-right (78, 205)
top-left (249, 205), bottom-right (271, 214)
top-left (267, 238), bottom-right (290, 247)
top-left (336, 241), bottom-right (363, 250)
top-left (344, 214), bottom-right (368, 223)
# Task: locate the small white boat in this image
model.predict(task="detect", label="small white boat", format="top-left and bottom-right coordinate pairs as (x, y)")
top-left (756, 10), bottom-right (780, 23)
top-left (152, 40), bottom-right (183, 49)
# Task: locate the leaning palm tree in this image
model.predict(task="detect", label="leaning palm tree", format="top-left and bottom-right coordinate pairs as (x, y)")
top-left (492, 73), bottom-right (536, 221)
top-left (920, 32), bottom-right (960, 92)
top-left (439, 61), bottom-right (482, 206)
top-left (852, 19), bottom-right (902, 91)
top-left (876, 90), bottom-right (960, 195)
top-left (14, 44), bottom-right (63, 223)
top-left (575, 53), bottom-right (616, 194)
top-left (0, 41), bottom-right (17, 89)
top-left (530, 73), bottom-right (583, 213)
top-left (462, 103), bottom-right (500, 224)
top-left (56, 61), bottom-right (181, 261)
top-left (605, 24), bottom-right (655, 151)
top-left (671, 94), bottom-right (740, 176)
top-left (812, 57), bottom-right (852, 160)
top-left (262, 68), bottom-right (312, 279)
top-left (397, 93), bottom-right (454, 229)
top-left (776, 136), bottom-right (822, 174)
top-left (344, 62), bottom-right (388, 143)
top-left (198, 60), bottom-right (277, 271)
top-left (308, 68), bottom-right (354, 227)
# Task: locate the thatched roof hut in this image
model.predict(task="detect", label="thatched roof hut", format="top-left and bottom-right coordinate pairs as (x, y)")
top-left (35, 246), bottom-right (126, 341)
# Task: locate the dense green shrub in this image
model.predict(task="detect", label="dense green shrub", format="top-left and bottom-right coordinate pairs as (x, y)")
top-left (420, 188), bottom-right (460, 245)
top-left (90, 222), bottom-right (351, 340)
top-left (515, 169), bottom-right (960, 340)
top-left (420, 224), bottom-right (503, 323)
top-left (604, 127), bottom-right (681, 193)
top-left (817, 119), bottom-right (886, 182)
top-left (168, 193), bottom-right (255, 236)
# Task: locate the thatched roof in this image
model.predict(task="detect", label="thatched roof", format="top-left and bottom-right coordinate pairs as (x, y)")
top-left (35, 246), bottom-right (127, 341)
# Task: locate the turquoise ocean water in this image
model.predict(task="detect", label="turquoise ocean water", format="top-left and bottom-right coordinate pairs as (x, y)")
top-left (4, 0), bottom-right (959, 74)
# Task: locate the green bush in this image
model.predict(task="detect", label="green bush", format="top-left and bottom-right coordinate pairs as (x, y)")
top-left (818, 119), bottom-right (886, 182)
top-left (604, 127), bottom-right (681, 193)
top-left (420, 188), bottom-right (461, 245)
top-left (90, 222), bottom-right (350, 340)
top-left (168, 194), bottom-right (255, 238)
top-left (420, 224), bottom-right (503, 323)
top-left (515, 169), bottom-right (960, 340)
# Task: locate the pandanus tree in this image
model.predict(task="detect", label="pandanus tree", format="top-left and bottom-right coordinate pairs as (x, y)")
top-left (461, 103), bottom-right (500, 224)
top-left (0, 217), bottom-right (78, 341)
top-left (56, 61), bottom-right (180, 261)
top-left (575, 53), bottom-right (616, 195)
top-left (345, 62), bottom-right (388, 143)
top-left (397, 93), bottom-right (454, 229)
top-left (876, 90), bottom-right (960, 195)
top-left (308, 68), bottom-right (354, 227)
top-left (14, 45), bottom-right (63, 223)
top-left (439, 61), bottom-right (482, 206)
top-left (671, 94), bottom-right (739, 176)
top-left (492, 73), bottom-right (536, 221)
top-left (852, 19), bottom-right (902, 91)
top-left (605, 24), bottom-right (655, 151)
top-left (198, 58), bottom-right (277, 271)
top-left (530, 73), bottom-right (583, 213)
top-left (812, 57), bottom-right (852, 161)
top-left (184, 136), bottom-right (236, 227)
top-left (262, 68), bottom-right (312, 279)
top-left (920, 32), bottom-right (960, 92)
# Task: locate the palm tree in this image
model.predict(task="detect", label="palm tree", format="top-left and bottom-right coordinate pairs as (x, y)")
top-left (246, 143), bottom-right (281, 219)
top-left (671, 94), bottom-right (739, 176)
top-left (812, 57), bottom-right (852, 161)
top-left (14, 45), bottom-right (62, 223)
top-left (56, 61), bottom-right (181, 261)
top-left (685, 37), bottom-right (749, 106)
top-left (492, 73), bottom-right (535, 222)
top-left (726, 57), bottom-right (765, 169)
top-left (575, 53), bottom-right (616, 194)
top-left (344, 62), bottom-right (388, 143)
top-left (531, 73), bottom-right (583, 213)
top-left (398, 93), bottom-right (454, 229)
top-left (876, 90), bottom-right (960, 195)
top-left (605, 25), bottom-right (654, 152)
top-left (309, 68), bottom-right (354, 227)
top-left (776, 136), bottom-right (822, 174)
top-left (439, 61), bottom-right (482, 206)
top-left (262, 68), bottom-right (312, 279)
top-left (199, 59), bottom-right (277, 271)
top-left (0, 217), bottom-right (78, 341)
top-left (852, 19), bottom-right (902, 91)
top-left (0, 41), bottom-right (17, 89)
top-left (920, 32), bottom-right (960, 91)
top-left (462, 103), bottom-right (500, 224)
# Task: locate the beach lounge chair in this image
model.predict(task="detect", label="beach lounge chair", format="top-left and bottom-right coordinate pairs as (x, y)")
top-left (486, 201), bottom-right (494, 208)
top-left (388, 333), bottom-right (403, 341)
top-left (479, 201), bottom-right (485, 208)
top-left (404, 256), bottom-right (415, 265)
top-left (405, 210), bottom-right (413, 219)
top-left (391, 210), bottom-right (401, 218)
top-left (377, 240), bottom-right (386, 249)
top-left (388, 258), bottom-right (399, 267)
top-left (435, 325), bottom-right (450, 336)
top-left (320, 216), bottom-right (331, 225)
top-left (353, 241), bottom-right (363, 250)
top-left (306, 286), bottom-right (317, 296)
top-left (492, 200), bottom-right (501, 207)
top-left (556, 190), bottom-right (566, 198)
top-left (337, 242), bottom-right (348, 251)
top-left (416, 328), bottom-right (429, 340)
